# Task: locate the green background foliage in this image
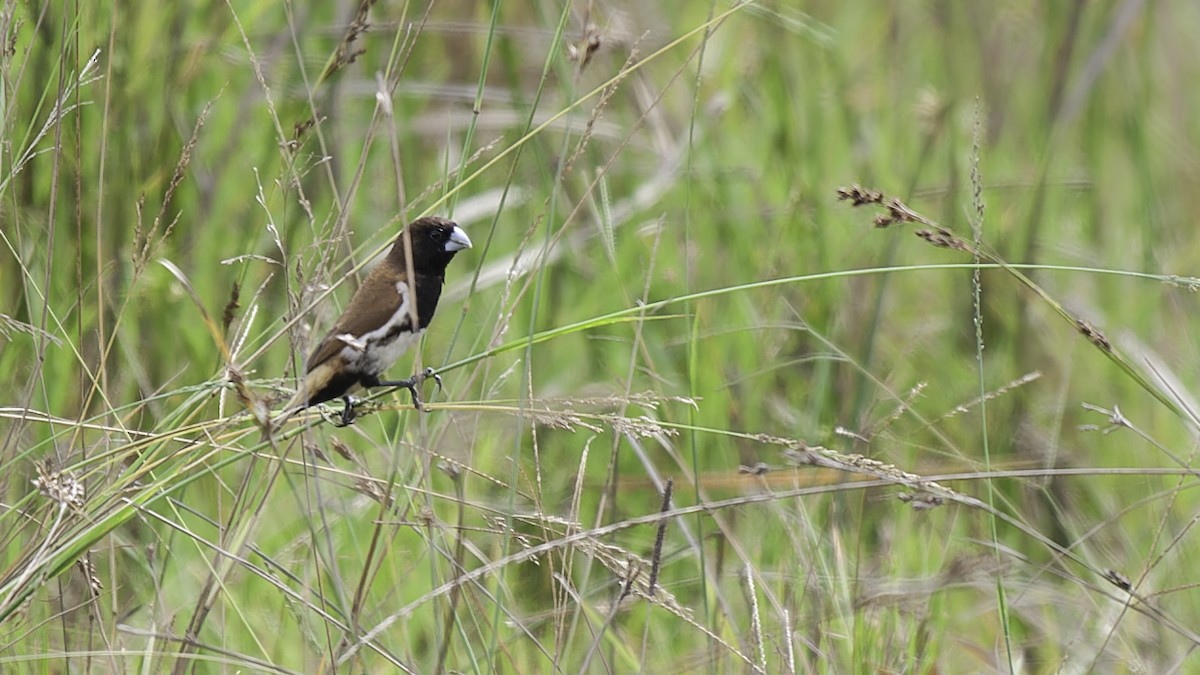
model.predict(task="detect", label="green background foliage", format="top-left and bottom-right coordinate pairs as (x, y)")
top-left (3, 1), bottom-right (1200, 672)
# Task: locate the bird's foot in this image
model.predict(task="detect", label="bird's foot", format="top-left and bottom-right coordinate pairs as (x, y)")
top-left (376, 368), bottom-right (441, 412)
top-left (335, 396), bottom-right (359, 426)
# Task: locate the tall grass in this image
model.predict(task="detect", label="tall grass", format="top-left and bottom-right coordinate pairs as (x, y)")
top-left (3, 1), bottom-right (1200, 672)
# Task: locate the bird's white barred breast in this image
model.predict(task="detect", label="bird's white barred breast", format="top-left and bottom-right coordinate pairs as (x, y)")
top-left (337, 280), bottom-right (424, 376)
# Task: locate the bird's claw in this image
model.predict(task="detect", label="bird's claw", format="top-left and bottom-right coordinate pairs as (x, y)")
top-left (398, 369), bottom-right (432, 412)
top-left (335, 396), bottom-right (359, 426)
top-left (424, 367), bottom-right (444, 394)
top-left (403, 368), bottom-right (442, 412)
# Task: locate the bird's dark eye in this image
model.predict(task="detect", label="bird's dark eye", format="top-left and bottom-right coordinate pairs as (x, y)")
top-left (430, 228), bottom-right (445, 242)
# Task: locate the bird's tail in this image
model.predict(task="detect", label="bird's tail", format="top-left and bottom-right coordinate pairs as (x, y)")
top-left (264, 362), bottom-right (341, 438)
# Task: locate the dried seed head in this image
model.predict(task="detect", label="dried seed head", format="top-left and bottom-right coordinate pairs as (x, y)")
top-left (836, 185), bottom-right (884, 206)
top-left (1075, 319), bottom-right (1112, 352)
top-left (915, 228), bottom-right (970, 251)
top-left (330, 437), bottom-right (357, 462)
top-left (1103, 569), bottom-right (1132, 591)
top-left (33, 461), bottom-right (84, 509)
top-left (898, 492), bottom-right (946, 511)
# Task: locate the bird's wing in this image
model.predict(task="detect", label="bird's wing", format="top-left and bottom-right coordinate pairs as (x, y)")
top-left (305, 268), bottom-right (412, 372)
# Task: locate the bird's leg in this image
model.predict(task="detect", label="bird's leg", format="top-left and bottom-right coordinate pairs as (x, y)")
top-left (371, 368), bottom-right (441, 412)
top-left (336, 396), bottom-right (358, 426)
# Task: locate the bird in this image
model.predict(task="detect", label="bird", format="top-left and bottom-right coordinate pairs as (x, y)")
top-left (278, 215), bottom-right (472, 426)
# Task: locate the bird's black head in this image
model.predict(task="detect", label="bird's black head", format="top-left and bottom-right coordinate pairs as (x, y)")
top-left (392, 216), bottom-right (473, 274)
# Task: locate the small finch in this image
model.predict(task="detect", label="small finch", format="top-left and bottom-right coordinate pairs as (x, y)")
top-left (279, 215), bottom-right (471, 426)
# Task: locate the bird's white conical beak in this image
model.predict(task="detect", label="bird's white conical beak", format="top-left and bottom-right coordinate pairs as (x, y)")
top-left (446, 225), bottom-right (472, 252)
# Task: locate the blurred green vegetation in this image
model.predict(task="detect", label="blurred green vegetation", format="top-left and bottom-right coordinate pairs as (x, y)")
top-left (3, 1), bottom-right (1200, 672)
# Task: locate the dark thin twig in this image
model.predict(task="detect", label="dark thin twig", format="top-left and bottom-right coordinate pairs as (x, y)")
top-left (648, 478), bottom-right (673, 597)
